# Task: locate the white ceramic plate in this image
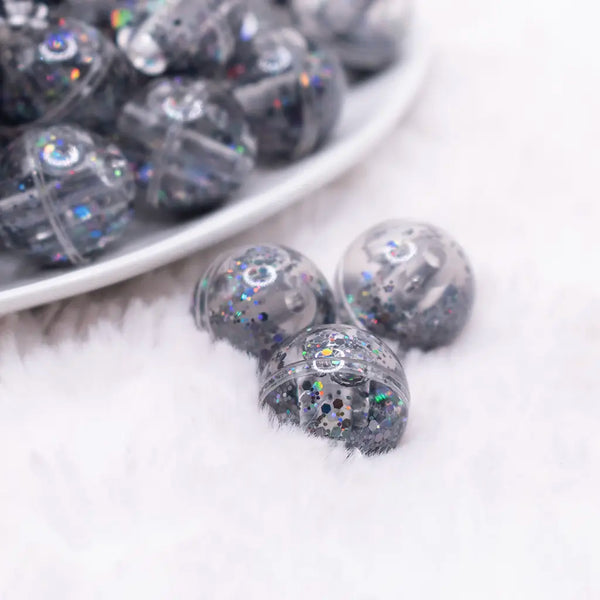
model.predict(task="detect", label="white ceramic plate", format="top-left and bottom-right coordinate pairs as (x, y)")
top-left (0, 29), bottom-right (430, 315)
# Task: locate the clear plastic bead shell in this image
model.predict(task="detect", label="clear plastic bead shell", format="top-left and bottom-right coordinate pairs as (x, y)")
top-left (117, 77), bottom-right (256, 213)
top-left (193, 244), bottom-right (336, 362)
top-left (289, 0), bottom-right (412, 72)
top-left (336, 221), bottom-right (475, 351)
top-left (260, 324), bottom-right (410, 454)
top-left (0, 124), bottom-right (135, 266)
top-left (114, 0), bottom-right (248, 76)
top-left (0, 17), bottom-right (134, 137)
top-left (228, 27), bottom-right (345, 161)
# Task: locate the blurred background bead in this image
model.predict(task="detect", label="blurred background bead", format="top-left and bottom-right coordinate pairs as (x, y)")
top-left (117, 77), bottom-right (256, 213)
top-left (59, 0), bottom-right (123, 27)
top-left (114, 0), bottom-right (249, 76)
top-left (193, 244), bottom-right (335, 362)
top-left (0, 0), bottom-right (51, 27)
top-left (243, 0), bottom-right (292, 29)
top-left (260, 324), bottom-right (410, 454)
top-left (228, 27), bottom-right (345, 161)
top-left (0, 17), bottom-right (134, 136)
top-left (336, 220), bottom-right (475, 351)
top-left (289, 0), bottom-right (412, 72)
top-left (0, 124), bottom-right (135, 266)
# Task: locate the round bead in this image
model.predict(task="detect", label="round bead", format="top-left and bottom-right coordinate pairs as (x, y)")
top-left (114, 0), bottom-right (248, 76)
top-left (289, 0), bottom-right (411, 72)
top-left (336, 220), bottom-right (475, 350)
top-left (0, 124), bottom-right (135, 266)
top-left (228, 27), bottom-right (345, 161)
top-left (0, 17), bottom-right (134, 136)
top-left (193, 244), bottom-right (336, 362)
top-left (260, 324), bottom-right (410, 454)
top-left (117, 77), bottom-right (256, 213)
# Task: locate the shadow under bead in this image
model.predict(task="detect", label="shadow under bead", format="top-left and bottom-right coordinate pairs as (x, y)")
top-left (0, 17), bottom-right (135, 138)
top-left (289, 0), bottom-right (412, 73)
top-left (0, 124), bottom-right (135, 266)
top-left (228, 27), bottom-right (346, 162)
top-left (117, 77), bottom-right (256, 214)
top-left (336, 220), bottom-right (475, 351)
top-left (193, 244), bottom-right (336, 363)
top-left (260, 324), bottom-right (410, 454)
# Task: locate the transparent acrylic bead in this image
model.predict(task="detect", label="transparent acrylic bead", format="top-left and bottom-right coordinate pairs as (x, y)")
top-left (228, 27), bottom-right (345, 161)
top-left (260, 324), bottom-right (410, 454)
top-left (336, 220), bottom-right (475, 351)
top-left (289, 0), bottom-right (412, 72)
top-left (0, 17), bottom-right (134, 136)
top-left (193, 244), bottom-right (336, 362)
top-left (0, 124), bottom-right (135, 266)
top-left (114, 0), bottom-right (248, 76)
top-left (117, 77), bottom-right (256, 213)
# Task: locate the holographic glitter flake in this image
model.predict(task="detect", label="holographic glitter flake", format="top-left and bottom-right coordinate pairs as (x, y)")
top-left (58, 0), bottom-right (130, 27)
top-left (260, 324), bottom-right (410, 454)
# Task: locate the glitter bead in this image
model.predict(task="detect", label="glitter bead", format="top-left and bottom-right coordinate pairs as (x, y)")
top-left (0, 124), bottom-right (135, 266)
top-left (336, 221), bottom-right (475, 351)
top-left (193, 244), bottom-right (336, 362)
top-left (289, 0), bottom-right (412, 72)
top-left (260, 324), bottom-right (410, 454)
top-left (117, 77), bottom-right (256, 213)
top-left (228, 27), bottom-right (345, 161)
top-left (114, 0), bottom-right (249, 76)
top-left (0, 17), bottom-right (134, 137)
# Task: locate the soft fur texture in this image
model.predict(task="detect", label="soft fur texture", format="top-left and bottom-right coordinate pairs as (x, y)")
top-left (1, 1), bottom-right (598, 597)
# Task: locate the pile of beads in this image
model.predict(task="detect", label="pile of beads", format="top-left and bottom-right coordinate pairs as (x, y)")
top-left (0, 0), bottom-right (410, 266)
